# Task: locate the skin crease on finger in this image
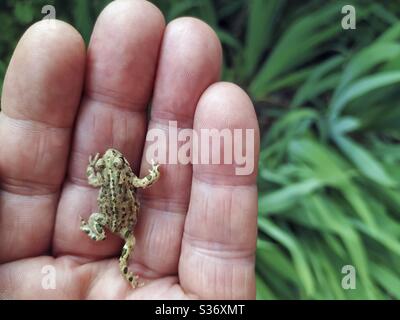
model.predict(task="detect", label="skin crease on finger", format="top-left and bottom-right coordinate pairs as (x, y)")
top-left (0, 0), bottom-right (259, 300)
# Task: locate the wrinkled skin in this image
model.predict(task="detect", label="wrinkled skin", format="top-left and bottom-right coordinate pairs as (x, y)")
top-left (0, 0), bottom-right (259, 299)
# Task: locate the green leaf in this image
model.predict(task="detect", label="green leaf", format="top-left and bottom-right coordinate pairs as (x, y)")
top-left (256, 273), bottom-right (277, 300)
top-left (330, 117), bottom-right (361, 135)
top-left (257, 240), bottom-right (297, 285)
top-left (242, 0), bottom-right (286, 79)
top-left (333, 42), bottom-right (400, 100)
top-left (289, 138), bottom-right (354, 186)
top-left (258, 219), bottom-right (315, 297)
top-left (370, 264), bottom-right (400, 299)
top-left (292, 56), bottom-right (344, 108)
top-left (259, 179), bottom-right (321, 213)
top-left (369, 3), bottom-right (399, 25)
top-left (377, 22), bottom-right (400, 42)
top-left (330, 71), bottom-right (400, 119)
top-left (334, 134), bottom-right (397, 187)
top-left (267, 108), bottom-right (318, 142)
top-left (250, 3), bottom-right (343, 98)
top-left (259, 68), bottom-right (312, 95)
top-left (216, 29), bottom-right (242, 50)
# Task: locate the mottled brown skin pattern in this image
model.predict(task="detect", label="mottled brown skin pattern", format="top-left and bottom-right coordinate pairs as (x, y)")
top-left (80, 148), bottom-right (160, 287)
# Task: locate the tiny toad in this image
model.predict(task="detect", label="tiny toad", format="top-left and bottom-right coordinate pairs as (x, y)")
top-left (80, 148), bottom-right (160, 287)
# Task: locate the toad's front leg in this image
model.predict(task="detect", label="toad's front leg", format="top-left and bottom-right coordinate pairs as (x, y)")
top-left (86, 153), bottom-right (104, 187)
top-left (131, 160), bottom-right (160, 189)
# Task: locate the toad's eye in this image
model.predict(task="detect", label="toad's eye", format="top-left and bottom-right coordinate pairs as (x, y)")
top-left (95, 159), bottom-right (105, 170)
top-left (113, 157), bottom-right (123, 169)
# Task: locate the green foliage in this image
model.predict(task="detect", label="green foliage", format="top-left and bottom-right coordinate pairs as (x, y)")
top-left (256, 1), bottom-right (400, 298)
top-left (1, 0), bottom-right (400, 299)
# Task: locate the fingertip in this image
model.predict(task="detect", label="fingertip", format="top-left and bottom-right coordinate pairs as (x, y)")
top-left (2, 19), bottom-right (86, 127)
top-left (193, 82), bottom-right (260, 183)
top-left (151, 16), bottom-right (222, 125)
top-left (15, 20), bottom-right (86, 72)
top-left (165, 16), bottom-right (222, 76)
top-left (167, 16), bottom-right (222, 58)
top-left (196, 82), bottom-right (258, 129)
top-left (86, 0), bottom-right (166, 106)
top-left (96, 0), bottom-right (166, 37)
top-left (25, 19), bottom-right (85, 49)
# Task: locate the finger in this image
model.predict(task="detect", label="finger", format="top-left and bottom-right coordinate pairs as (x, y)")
top-left (133, 18), bottom-right (222, 276)
top-left (53, 0), bottom-right (165, 258)
top-left (0, 21), bottom-right (86, 263)
top-left (179, 82), bottom-right (259, 299)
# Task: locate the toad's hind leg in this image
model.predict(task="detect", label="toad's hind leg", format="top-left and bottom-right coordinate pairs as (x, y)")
top-left (80, 212), bottom-right (107, 241)
top-left (119, 230), bottom-right (141, 288)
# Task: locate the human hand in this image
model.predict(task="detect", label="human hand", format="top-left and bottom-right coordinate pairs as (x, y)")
top-left (0, 0), bottom-right (259, 299)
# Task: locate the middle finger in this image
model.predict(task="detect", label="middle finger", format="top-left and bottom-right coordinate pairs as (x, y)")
top-left (53, 0), bottom-right (165, 258)
top-left (133, 17), bottom-right (222, 277)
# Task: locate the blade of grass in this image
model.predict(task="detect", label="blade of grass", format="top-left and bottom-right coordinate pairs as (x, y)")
top-left (292, 56), bottom-right (344, 108)
top-left (250, 4), bottom-right (343, 98)
top-left (333, 42), bottom-right (400, 100)
top-left (242, 0), bottom-right (286, 80)
top-left (258, 219), bottom-right (315, 297)
top-left (334, 134), bottom-right (397, 187)
top-left (329, 71), bottom-right (400, 119)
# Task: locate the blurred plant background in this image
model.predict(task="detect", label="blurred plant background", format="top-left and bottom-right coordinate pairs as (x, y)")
top-left (1, 0), bottom-right (400, 299)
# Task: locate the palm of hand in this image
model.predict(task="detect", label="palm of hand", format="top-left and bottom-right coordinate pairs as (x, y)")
top-left (0, 0), bottom-right (259, 300)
